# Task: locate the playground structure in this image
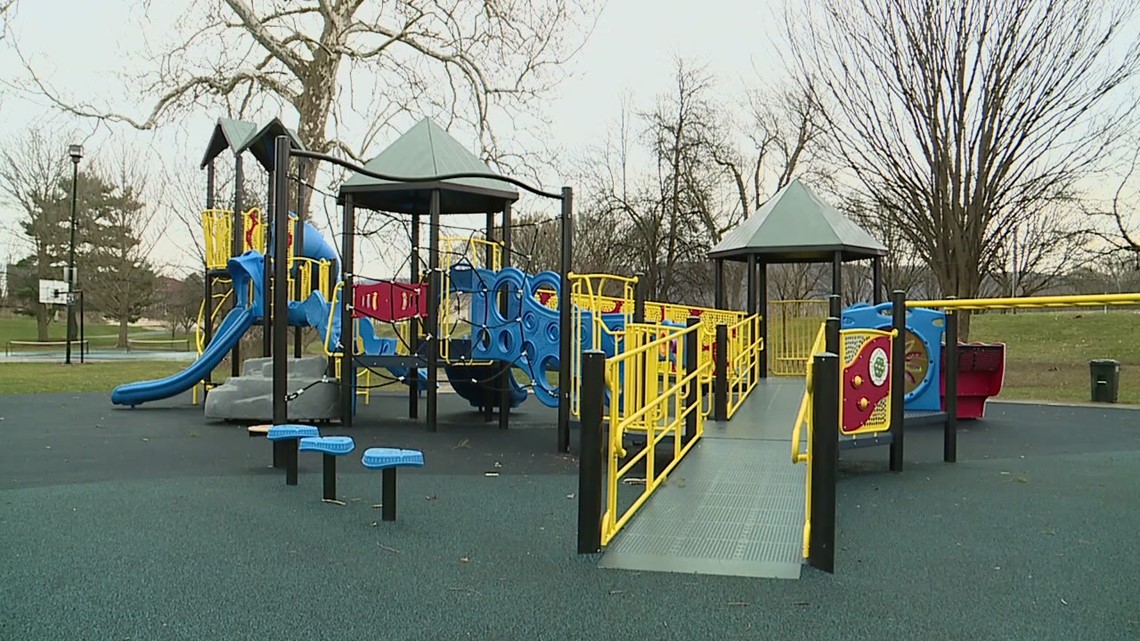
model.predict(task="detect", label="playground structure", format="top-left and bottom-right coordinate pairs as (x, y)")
top-left (110, 117), bottom-right (764, 458)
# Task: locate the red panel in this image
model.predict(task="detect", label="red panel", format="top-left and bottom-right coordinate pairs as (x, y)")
top-left (940, 343), bottom-right (1006, 419)
top-left (352, 281), bottom-right (427, 322)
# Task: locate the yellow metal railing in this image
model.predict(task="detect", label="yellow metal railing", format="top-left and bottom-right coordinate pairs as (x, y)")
top-left (908, 292), bottom-right (1140, 310)
top-left (769, 299), bottom-right (829, 376)
top-left (202, 209), bottom-right (234, 271)
top-left (601, 321), bottom-right (710, 546)
top-left (570, 273), bottom-right (637, 418)
top-left (791, 321), bottom-right (828, 558)
top-left (725, 314), bottom-right (764, 419)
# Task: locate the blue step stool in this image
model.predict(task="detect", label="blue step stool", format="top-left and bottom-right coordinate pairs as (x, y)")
top-left (361, 448), bottom-right (425, 521)
top-left (267, 424), bottom-right (320, 486)
top-left (300, 436), bottom-right (355, 501)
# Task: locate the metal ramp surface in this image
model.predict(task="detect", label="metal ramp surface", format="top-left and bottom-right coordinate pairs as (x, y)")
top-left (599, 378), bottom-right (807, 580)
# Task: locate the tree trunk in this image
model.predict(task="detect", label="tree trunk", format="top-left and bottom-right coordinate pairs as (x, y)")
top-left (36, 303), bottom-right (49, 341)
top-left (119, 316), bottom-right (129, 349)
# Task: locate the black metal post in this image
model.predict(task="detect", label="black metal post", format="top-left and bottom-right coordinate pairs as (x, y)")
top-left (828, 293), bottom-right (841, 320)
top-left (78, 291), bottom-right (85, 363)
top-left (714, 259), bottom-right (725, 309)
top-left (684, 316), bottom-right (700, 443)
top-left (746, 255), bottom-right (757, 315)
top-left (322, 454), bottom-right (336, 501)
top-left (426, 189), bottom-right (441, 432)
top-left (633, 272), bottom-right (647, 324)
top-left (576, 350), bottom-right (605, 554)
top-left (203, 160), bottom-right (216, 388)
top-left (409, 211), bottom-right (420, 419)
top-left (285, 440), bottom-right (298, 486)
top-left (499, 202), bottom-right (513, 431)
top-left (808, 351), bottom-right (840, 574)
top-left (758, 262), bottom-right (768, 378)
top-left (944, 307), bottom-right (960, 463)
top-left (831, 251), bottom-right (842, 307)
top-left (272, 137), bottom-right (291, 437)
top-left (232, 154), bottom-right (244, 377)
top-left (889, 290), bottom-right (906, 472)
top-left (65, 147), bottom-right (80, 365)
top-left (557, 187), bottom-right (573, 453)
top-left (825, 316), bottom-right (840, 355)
top-left (382, 468), bottom-right (397, 521)
top-left (482, 210), bottom-right (496, 423)
top-left (340, 195), bottom-right (356, 427)
top-left (263, 170), bottom-right (274, 357)
top-left (294, 158), bottom-right (307, 359)
top-left (871, 257), bottom-right (883, 305)
top-left (714, 323), bottom-right (728, 421)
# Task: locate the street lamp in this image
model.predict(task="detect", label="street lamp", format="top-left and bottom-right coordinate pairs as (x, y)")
top-left (65, 143), bottom-right (82, 365)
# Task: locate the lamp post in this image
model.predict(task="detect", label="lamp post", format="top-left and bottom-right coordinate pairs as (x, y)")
top-left (65, 144), bottom-right (82, 365)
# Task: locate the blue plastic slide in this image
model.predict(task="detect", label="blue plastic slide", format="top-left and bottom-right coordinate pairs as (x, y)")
top-left (111, 252), bottom-right (263, 407)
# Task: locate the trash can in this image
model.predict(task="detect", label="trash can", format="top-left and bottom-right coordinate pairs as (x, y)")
top-left (1089, 359), bottom-right (1120, 403)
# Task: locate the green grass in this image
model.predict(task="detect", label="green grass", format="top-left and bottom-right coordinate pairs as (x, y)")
top-left (0, 361), bottom-right (190, 394)
top-left (971, 310), bottom-right (1140, 405)
top-left (0, 315), bottom-right (192, 350)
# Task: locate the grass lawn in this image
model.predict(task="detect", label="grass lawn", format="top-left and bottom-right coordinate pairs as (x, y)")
top-left (0, 315), bottom-right (192, 350)
top-left (2, 310), bottom-right (1138, 404)
top-left (971, 310), bottom-right (1140, 405)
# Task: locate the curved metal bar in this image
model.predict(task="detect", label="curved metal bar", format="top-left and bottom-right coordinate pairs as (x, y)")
top-left (290, 149), bottom-right (564, 200)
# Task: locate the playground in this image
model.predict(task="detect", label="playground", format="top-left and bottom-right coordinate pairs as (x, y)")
top-left (3, 116), bottom-right (1140, 639)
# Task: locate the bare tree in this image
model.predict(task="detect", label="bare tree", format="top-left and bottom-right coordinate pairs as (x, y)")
top-left (789, 0), bottom-right (1140, 336)
top-left (0, 128), bottom-right (69, 340)
top-left (17, 0), bottom-right (599, 213)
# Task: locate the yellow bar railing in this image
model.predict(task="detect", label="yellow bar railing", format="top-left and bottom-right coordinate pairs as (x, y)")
top-left (769, 299), bottom-right (829, 376)
top-left (601, 321), bottom-right (710, 546)
top-left (570, 273), bottom-right (637, 419)
top-left (908, 292), bottom-right (1140, 310)
top-left (202, 209), bottom-right (234, 271)
top-left (725, 314), bottom-right (764, 419)
top-left (791, 321), bottom-right (828, 558)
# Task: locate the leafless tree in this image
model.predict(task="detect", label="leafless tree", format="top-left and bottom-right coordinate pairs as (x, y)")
top-left (789, 0), bottom-right (1140, 336)
top-left (16, 0), bottom-right (599, 213)
top-left (0, 128), bottom-right (69, 339)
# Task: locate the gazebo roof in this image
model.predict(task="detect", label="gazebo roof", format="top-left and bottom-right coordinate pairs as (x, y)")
top-left (708, 178), bottom-right (887, 263)
top-left (337, 118), bottom-right (519, 214)
top-left (199, 118), bottom-right (258, 168)
top-left (235, 117), bottom-right (307, 173)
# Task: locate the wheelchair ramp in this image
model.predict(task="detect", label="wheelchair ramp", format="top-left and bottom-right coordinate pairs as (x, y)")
top-left (599, 379), bottom-right (807, 580)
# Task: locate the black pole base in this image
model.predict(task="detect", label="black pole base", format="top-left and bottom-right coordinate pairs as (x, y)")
top-left (382, 468), bottom-right (397, 521)
top-left (286, 441), bottom-right (299, 486)
top-left (322, 454), bottom-right (337, 501)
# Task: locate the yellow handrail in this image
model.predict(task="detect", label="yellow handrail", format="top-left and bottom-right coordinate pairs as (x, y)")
top-left (908, 292), bottom-right (1140, 310)
top-left (601, 321), bottom-right (709, 545)
top-left (725, 314), bottom-right (764, 419)
top-left (569, 273), bottom-right (637, 419)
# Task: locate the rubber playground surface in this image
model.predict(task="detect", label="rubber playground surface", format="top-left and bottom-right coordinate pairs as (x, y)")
top-left (2, 390), bottom-right (1139, 640)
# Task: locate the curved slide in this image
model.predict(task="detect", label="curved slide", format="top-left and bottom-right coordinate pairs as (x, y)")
top-left (111, 305), bottom-right (257, 407)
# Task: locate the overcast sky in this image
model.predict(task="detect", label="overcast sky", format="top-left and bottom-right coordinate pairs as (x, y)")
top-left (0, 0), bottom-right (790, 280)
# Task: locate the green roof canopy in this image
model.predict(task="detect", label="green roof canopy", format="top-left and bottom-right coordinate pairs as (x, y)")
top-left (236, 117), bottom-right (307, 173)
top-left (200, 118), bottom-right (257, 168)
top-left (708, 178), bottom-right (887, 263)
top-left (338, 118), bottom-right (519, 214)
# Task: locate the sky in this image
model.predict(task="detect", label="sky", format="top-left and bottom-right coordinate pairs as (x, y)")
top-left (0, 0), bottom-right (789, 282)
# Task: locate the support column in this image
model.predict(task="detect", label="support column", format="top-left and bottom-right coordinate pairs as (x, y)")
top-left (871, 256), bottom-right (883, 305)
top-left (499, 201), bottom-right (513, 431)
top-left (294, 158), bottom-right (307, 359)
top-left (271, 136), bottom-right (291, 431)
top-left (757, 261), bottom-right (768, 378)
top-left (714, 259), bottom-right (725, 309)
top-left (557, 187), bottom-right (574, 453)
top-left (231, 155), bottom-right (244, 377)
top-left (482, 210), bottom-right (496, 423)
top-left (340, 195), bottom-right (357, 426)
top-left (889, 290), bottom-right (906, 472)
top-left (408, 211), bottom-right (420, 419)
top-left (831, 251), bottom-right (843, 308)
top-left (426, 190), bottom-right (441, 432)
top-left (746, 254), bottom-right (757, 315)
top-left (263, 170), bottom-right (274, 358)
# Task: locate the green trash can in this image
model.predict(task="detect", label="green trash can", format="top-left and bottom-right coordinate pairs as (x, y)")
top-left (1089, 359), bottom-right (1120, 403)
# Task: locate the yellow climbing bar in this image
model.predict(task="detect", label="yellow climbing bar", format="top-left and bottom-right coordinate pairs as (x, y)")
top-left (908, 292), bottom-right (1140, 310)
